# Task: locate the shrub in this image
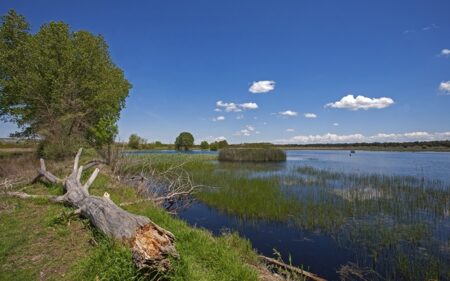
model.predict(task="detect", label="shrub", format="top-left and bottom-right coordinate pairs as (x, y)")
top-left (218, 148), bottom-right (286, 162)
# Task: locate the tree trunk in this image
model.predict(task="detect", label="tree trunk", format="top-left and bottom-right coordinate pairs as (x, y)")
top-left (33, 148), bottom-right (178, 272)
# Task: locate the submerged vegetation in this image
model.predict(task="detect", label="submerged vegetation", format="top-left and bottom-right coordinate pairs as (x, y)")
top-left (118, 153), bottom-right (450, 281)
top-left (218, 147), bottom-right (286, 162)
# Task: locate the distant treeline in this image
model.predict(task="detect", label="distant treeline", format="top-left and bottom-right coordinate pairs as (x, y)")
top-left (223, 140), bottom-right (450, 151)
top-left (276, 140), bottom-right (450, 151)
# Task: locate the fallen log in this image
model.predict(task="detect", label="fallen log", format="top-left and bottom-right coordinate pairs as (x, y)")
top-left (8, 148), bottom-right (178, 273)
top-left (259, 255), bottom-right (326, 281)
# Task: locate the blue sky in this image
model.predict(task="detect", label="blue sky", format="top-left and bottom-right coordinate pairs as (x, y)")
top-left (1, 0), bottom-right (450, 144)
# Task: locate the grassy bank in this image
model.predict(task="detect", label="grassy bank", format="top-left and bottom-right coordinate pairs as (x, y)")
top-left (0, 154), bottom-right (264, 281)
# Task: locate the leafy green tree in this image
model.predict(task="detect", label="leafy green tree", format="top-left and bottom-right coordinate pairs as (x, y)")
top-left (154, 141), bottom-right (162, 146)
top-left (209, 142), bottom-right (218, 151)
top-left (218, 140), bottom-right (229, 148)
top-left (0, 10), bottom-right (131, 157)
top-left (128, 134), bottom-right (143, 149)
top-left (175, 132), bottom-right (194, 151)
top-left (200, 141), bottom-right (209, 150)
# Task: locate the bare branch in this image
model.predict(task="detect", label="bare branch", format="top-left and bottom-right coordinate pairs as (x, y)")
top-left (40, 158), bottom-right (46, 171)
top-left (76, 165), bottom-right (83, 183)
top-left (4, 191), bottom-right (65, 203)
top-left (83, 168), bottom-right (99, 190)
top-left (32, 158), bottom-right (63, 184)
top-left (259, 255), bottom-right (326, 281)
top-left (82, 159), bottom-right (106, 171)
top-left (73, 148), bottom-right (83, 174)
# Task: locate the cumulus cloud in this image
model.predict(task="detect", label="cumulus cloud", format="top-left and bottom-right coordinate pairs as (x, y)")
top-left (216, 100), bottom-right (259, 112)
top-left (202, 136), bottom-right (227, 142)
top-left (274, 131), bottom-right (450, 144)
top-left (216, 101), bottom-right (241, 112)
top-left (249, 80), bottom-right (275, 93)
top-left (441, 49), bottom-right (450, 57)
top-left (333, 123), bottom-right (339, 126)
top-left (240, 102), bottom-right (258, 110)
top-left (212, 116), bottom-right (225, 121)
top-left (439, 81), bottom-right (450, 94)
top-left (325, 94), bottom-right (394, 110)
top-left (279, 110), bottom-right (298, 117)
top-left (234, 125), bottom-right (257, 137)
top-left (304, 113), bottom-right (317, 119)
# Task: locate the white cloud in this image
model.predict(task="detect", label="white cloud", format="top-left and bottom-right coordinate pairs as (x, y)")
top-left (286, 128), bottom-right (295, 132)
top-left (240, 129), bottom-right (251, 136)
top-left (202, 135), bottom-right (227, 142)
top-left (325, 94), bottom-right (394, 110)
top-left (216, 101), bottom-right (241, 112)
top-left (234, 125), bottom-right (257, 137)
top-left (279, 110), bottom-right (298, 117)
top-left (214, 108), bottom-right (222, 112)
top-left (333, 123), bottom-right (339, 126)
top-left (439, 81), bottom-right (450, 94)
top-left (304, 113), bottom-right (317, 119)
top-left (240, 102), bottom-right (258, 110)
top-left (246, 125), bottom-right (255, 131)
top-left (249, 80), bottom-right (275, 93)
top-left (422, 24), bottom-right (438, 31)
top-left (274, 131), bottom-right (450, 144)
top-left (236, 115), bottom-right (244, 120)
top-left (441, 49), bottom-right (450, 56)
top-left (404, 24), bottom-right (438, 34)
top-left (215, 100), bottom-right (259, 112)
top-left (212, 116), bottom-right (225, 121)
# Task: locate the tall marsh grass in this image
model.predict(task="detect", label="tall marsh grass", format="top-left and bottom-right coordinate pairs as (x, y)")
top-left (218, 148), bottom-right (286, 162)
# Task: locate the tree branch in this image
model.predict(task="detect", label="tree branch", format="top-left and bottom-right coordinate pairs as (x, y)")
top-left (31, 158), bottom-right (63, 184)
top-left (4, 191), bottom-right (66, 203)
top-left (83, 168), bottom-right (99, 190)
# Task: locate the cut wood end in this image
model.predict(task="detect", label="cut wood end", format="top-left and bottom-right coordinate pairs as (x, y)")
top-left (131, 223), bottom-right (178, 272)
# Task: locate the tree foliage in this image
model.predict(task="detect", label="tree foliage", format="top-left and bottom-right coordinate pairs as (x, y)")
top-left (209, 140), bottom-right (228, 151)
top-left (175, 132), bottom-right (194, 151)
top-left (200, 141), bottom-right (209, 150)
top-left (128, 134), bottom-right (144, 150)
top-left (0, 10), bottom-right (131, 157)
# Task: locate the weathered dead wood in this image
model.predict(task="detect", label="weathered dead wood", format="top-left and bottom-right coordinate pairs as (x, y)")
top-left (8, 148), bottom-right (178, 273)
top-left (118, 165), bottom-right (199, 211)
top-left (259, 255), bottom-right (327, 281)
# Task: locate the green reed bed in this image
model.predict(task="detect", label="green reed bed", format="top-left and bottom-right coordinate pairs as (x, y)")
top-left (218, 148), bottom-right (286, 162)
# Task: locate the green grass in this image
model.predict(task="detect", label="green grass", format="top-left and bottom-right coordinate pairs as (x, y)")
top-left (218, 148), bottom-right (286, 162)
top-left (0, 163), bottom-right (260, 281)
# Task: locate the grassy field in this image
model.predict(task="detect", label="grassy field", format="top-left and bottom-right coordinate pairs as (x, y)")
top-left (0, 153), bottom-right (267, 281)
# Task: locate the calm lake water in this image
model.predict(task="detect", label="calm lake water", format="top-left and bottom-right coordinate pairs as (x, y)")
top-left (137, 150), bottom-right (450, 280)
